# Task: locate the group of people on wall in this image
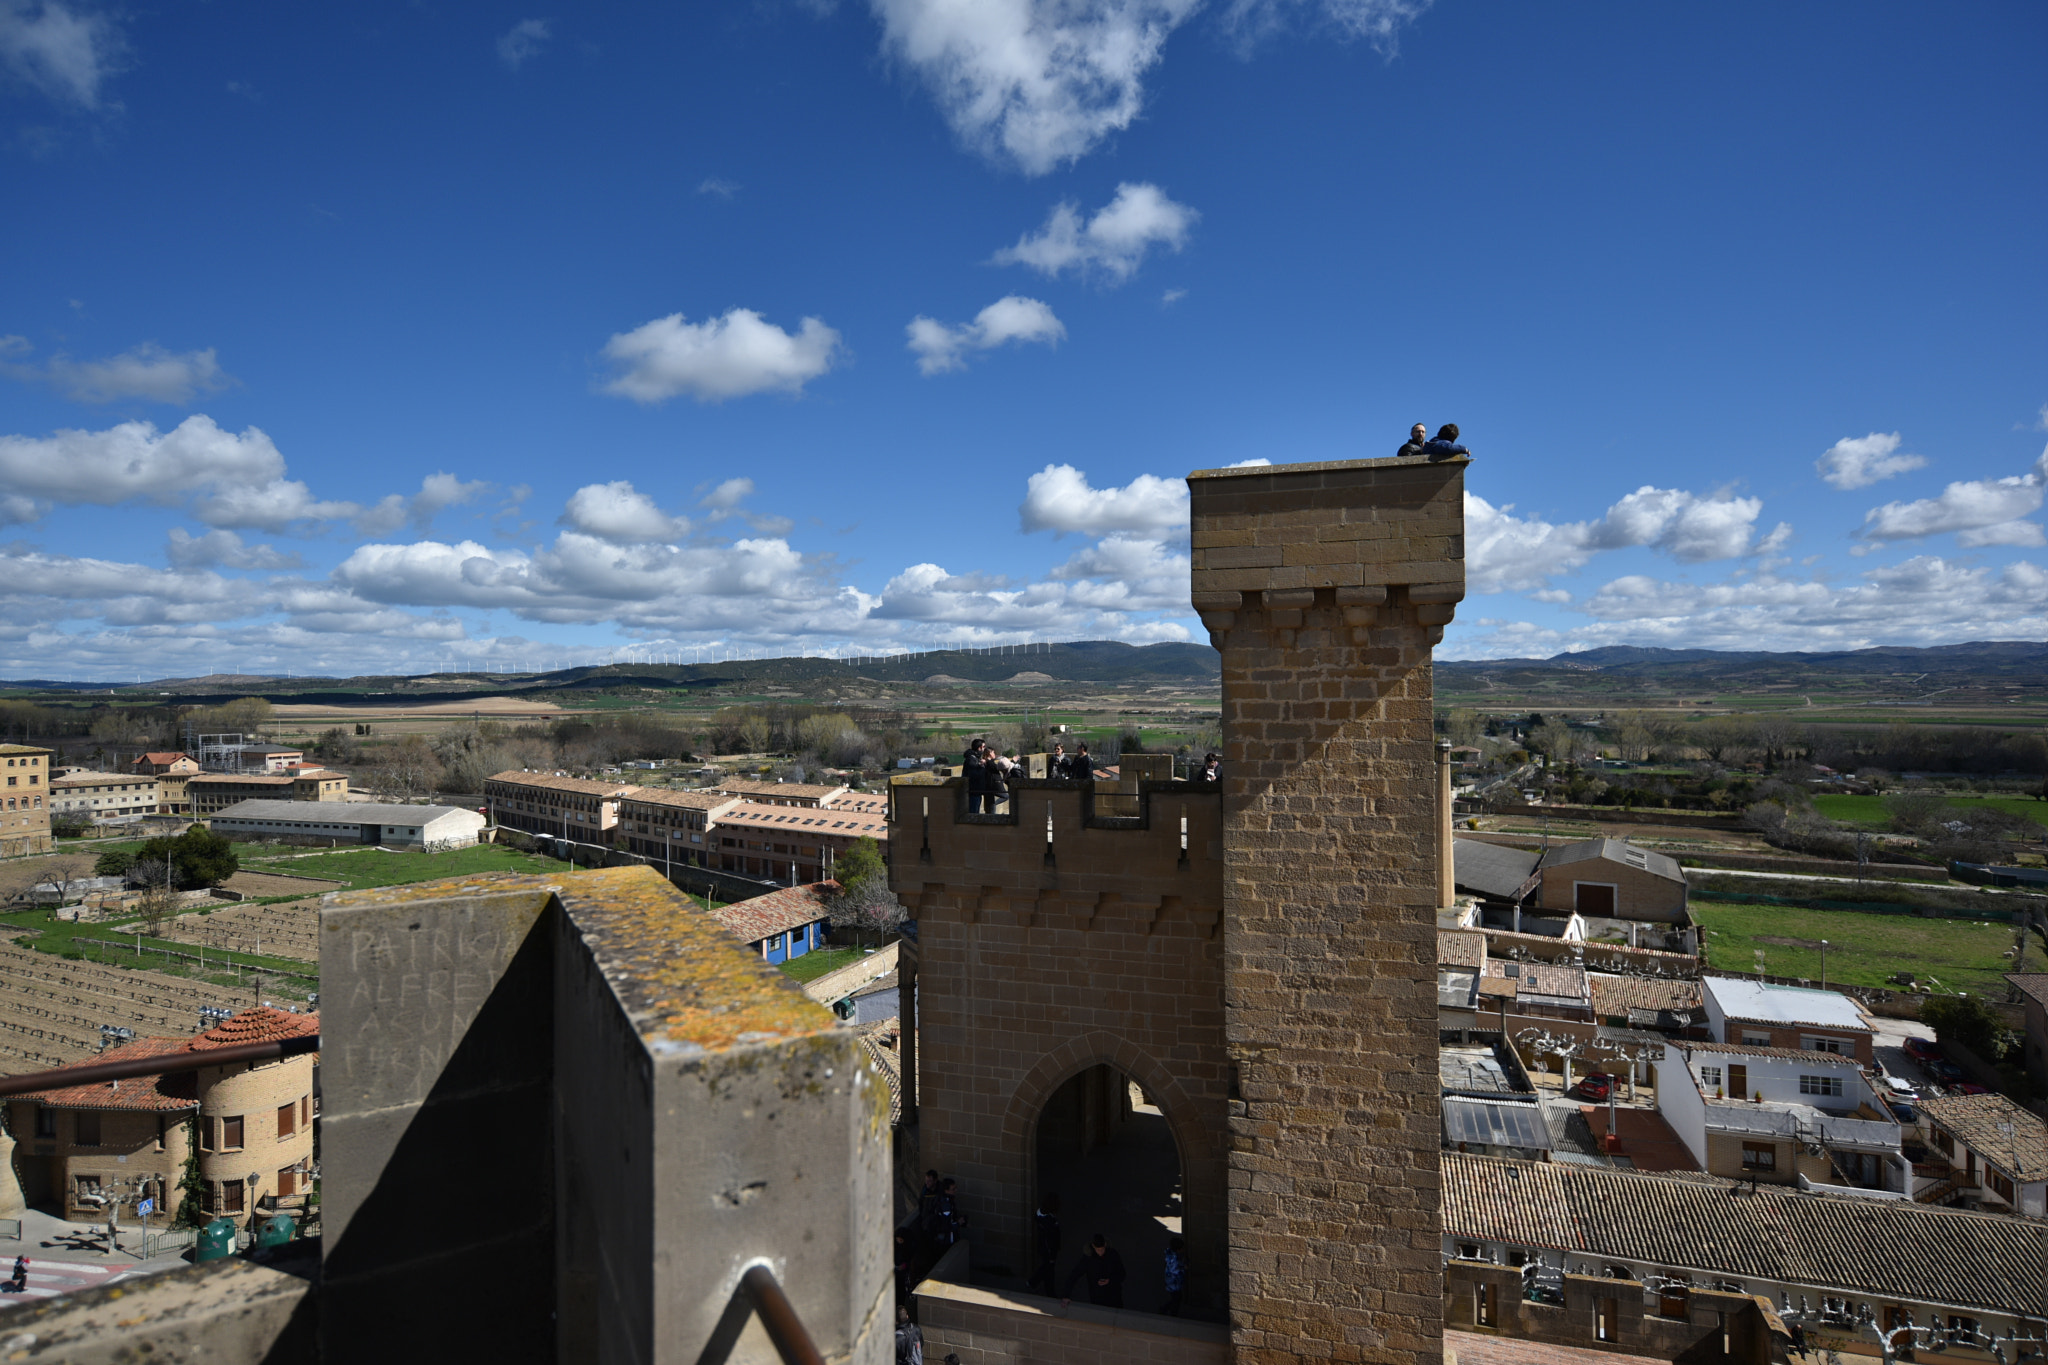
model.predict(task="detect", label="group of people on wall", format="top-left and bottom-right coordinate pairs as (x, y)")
top-left (961, 740), bottom-right (1220, 814)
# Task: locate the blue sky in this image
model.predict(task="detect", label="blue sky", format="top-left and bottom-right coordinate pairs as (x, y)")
top-left (1, 0), bottom-right (2043, 680)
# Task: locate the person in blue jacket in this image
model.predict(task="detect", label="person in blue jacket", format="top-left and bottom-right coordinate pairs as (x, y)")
top-left (1422, 423), bottom-right (1470, 459)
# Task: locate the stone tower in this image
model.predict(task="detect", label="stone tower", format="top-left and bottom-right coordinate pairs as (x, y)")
top-left (1189, 454), bottom-right (1467, 1365)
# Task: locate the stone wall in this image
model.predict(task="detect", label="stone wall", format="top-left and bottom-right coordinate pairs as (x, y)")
top-left (1442, 1261), bottom-right (1790, 1363)
top-left (1190, 454), bottom-right (1466, 1365)
top-left (890, 778), bottom-right (1230, 1310)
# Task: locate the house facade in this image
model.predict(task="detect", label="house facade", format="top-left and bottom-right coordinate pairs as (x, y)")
top-left (1657, 1041), bottom-right (1905, 1191)
top-left (614, 788), bottom-right (740, 867)
top-left (483, 771), bottom-right (635, 841)
top-left (1701, 977), bottom-right (1875, 1064)
top-left (187, 770), bottom-right (348, 815)
top-left (1917, 1092), bottom-right (2048, 1217)
top-left (49, 771), bottom-right (161, 821)
top-left (0, 743), bottom-right (53, 857)
top-left (706, 881), bottom-right (832, 963)
top-left (2009, 973), bottom-right (2048, 1093)
top-left (132, 753), bottom-right (201, 814)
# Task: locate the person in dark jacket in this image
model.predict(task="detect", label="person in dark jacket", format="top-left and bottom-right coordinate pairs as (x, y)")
top-left (1421, 423), bottom-right (1470, 459)
top-left (962, 740), bottom-right (989, 813)
top-left (1066, 743), bottom-right (1095, 782)
top-left (1397, 422), bottom-right (1429, 458)
top-left (894, 1304), bottom-right (923, 1364)
top-left (1062, 1234), bottom-right (1127, 1308)
top-left (1197, 753), bottom-right (1220, 785)
top-left (1027, 1193), bottom-right (1062, 1296)
top-left (1161, 1235), bottom-right (1187, 1315)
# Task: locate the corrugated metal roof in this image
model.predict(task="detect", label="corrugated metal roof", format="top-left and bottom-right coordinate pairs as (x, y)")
top-left (1454, 839), bottom-right (1541, 899)
top-left (213, 799), bottom-right (475, 825)
top-left (1443, 1152), bottom-right (2046, 1317)
top-left (1538, 837), bottom-right (1684, 884)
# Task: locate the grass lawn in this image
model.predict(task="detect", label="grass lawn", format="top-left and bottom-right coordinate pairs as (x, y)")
top-left (1693, 897), bottom-right (2048, 997)
top-left (240, 843), bottom-right (564, 890)
top-left (1812, 792), bottom-right (2048, 829)
top-left (778, 946), bottom-right (870, 984)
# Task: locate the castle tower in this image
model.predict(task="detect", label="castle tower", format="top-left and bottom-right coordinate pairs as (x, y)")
top-left (1189, 454), bottom-right (1467, 1364)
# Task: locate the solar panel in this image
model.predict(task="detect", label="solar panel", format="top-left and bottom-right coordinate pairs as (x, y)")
top-left (1442, 1097), bottom-right (1552, 1151)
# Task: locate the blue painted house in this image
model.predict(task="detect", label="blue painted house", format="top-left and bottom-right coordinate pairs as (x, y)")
top-left (710, 881), bottom-right (834, 964)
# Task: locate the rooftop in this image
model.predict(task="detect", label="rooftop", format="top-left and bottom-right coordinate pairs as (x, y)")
top-left (1539, 836), bottom-right (1686, 884)
top-left (1485, 956), bottom-right (1587, 1003)
top-left (1452, 838), bottom-right (1540, 899)
top-left (1589, 973), bottom-right (1701, 1019)
top-left (50, 770), bottom-right (145, 787)
top-left (1703, 977), bottom-right (1869, 1033)
top-left (714, 778), bottom-right (848, 802)
top-left (619, 788), bottom-right (742, 812)
top-left (2008, 973), bottom-right (2048, 1012)
top-left (485, 770), bottom-right (639, 796)
top-left (708, 881), bottom-right (836, 944)
top-left (1443, 1095), bottom-right (1550, 1151)
top-left (1443, 1152), bottom-right (2042, 1318)
top-left (134, 752), bottom-right (193, 765)
top-left (189, 1005), bottom-right (319, 1052)
top-left (715, 800), bottom-right (888, 838)
top-left (1667, 1038), bottom-right (1864, 1064)
top-left (1437, 928), bottom-right (1487, 969)
top-left (213, 799), bottom-right (476, 824)
top-left (0, 744), bottom-right (50, 756)
top-left (188, 772), bottom-right (296, 786)
top-left (7, 1036), bottom-right (198, 1111)
top-left (1919, 1092), bottom-right (2048, 1177)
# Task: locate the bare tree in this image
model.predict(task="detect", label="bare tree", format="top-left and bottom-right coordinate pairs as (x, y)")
top-left (131, 857), bottom-right (177, 935)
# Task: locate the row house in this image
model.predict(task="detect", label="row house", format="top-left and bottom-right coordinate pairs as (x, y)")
top-left (1658, 1040), bottom-right (1906, 1192)
top-left (49, 771), bottom-right (161, 820)
top-left (188, 769), bottom-right (348, 816)
top-left (708, 798), bottom-right (888, 884)
top-left (614, 788), bottom-right (741, 867)
top-left (0, 743), bottom-right (53, 856)
top-left (484, 771), bottom-right (636, 841)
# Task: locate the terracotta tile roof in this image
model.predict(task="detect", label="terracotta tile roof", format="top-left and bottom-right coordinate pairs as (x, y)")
top-left (1485, 957), bottom-right (1587, 1002)
top-left (715, 779), bottom-right (847, 802)
top-left (620, 789), bottom-right (741, 813)
top-left (1919, 1093), bottom-right (2048, 1178)
top-left (1667, 1039), bottom-right (1860, 1063)
top-left (715, 801), bottom-right (888, 839)
top-left (9, 1037), bottom-right (198, 1111)
top-left (1589, 974), bottom-right (1702, 1019)
top-left (2007, 973), bottom-right (2048, 1012)
top-left (486, 771), bottom-right (639, 797)
top-left (0, 744), bottom-right (50, 756)
top-left (1445, 1331), bottom-right (1669, 1365)
top-left (1438, 929), bottom-right (1487, 969)
top-left (709, 882), bottom-right (834, 945)
top-left (1443, 1152), bottom-right (2044, 1318)
top-left (188, 1006), bottom-right (320, 1053)
top-left (134, 752), bottom-right (192, 765)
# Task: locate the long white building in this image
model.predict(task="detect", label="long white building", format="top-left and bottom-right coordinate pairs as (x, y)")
top-left (209, 799), bottom-right (485, 848)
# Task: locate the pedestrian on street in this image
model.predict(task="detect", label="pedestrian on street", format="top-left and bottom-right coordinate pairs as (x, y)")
top-left (1061, 1233), bottom-right (1127, 1309)
top-left (8, 1256), bottom-right (26, 1292)
top-left (1027, 1192), bottom-right (1062, 1296)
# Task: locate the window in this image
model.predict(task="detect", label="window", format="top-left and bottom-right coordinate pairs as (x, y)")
top-left (1475, 1282), bottom-right (1497, 1327)
top-left (1456, 1243), bottom-right (1481, 1260)
top-left (1741, 1142), bottom-right (1776, 1172)
top-left (1658, 1284), bottom-right (1690, 1320)
top-left (221, 1179), bottom-right (245, 1214)
top-left (1741, 1032), bottom-right (1772, 1047)
top-left (1802, 1036), bottom-right (1845, 1054)
top-left (278, 1166), bottom-right (298, 1198)
top-left (76, 1174), bottom-right (101, 1199)
top-left (155, 1115), bottom-right (167, 1152)
top-left (1799, 1074), bottom-right (1845, 1098)
top-left (221, 1115), bottom-right (245, 1150)
top-left (1988, 1168), bottom-right (2016, 1202)
top-left (278, 1103), bottom-right (297, 1138)
top-left (1699, 1066), bottom-right (1722, 1089)
top-left (34, 1107), bottom-right (56, 1139)
top-left (75, 1111), bottom-right (101, 1146)
top-left (1932, 1129), bottom-right (1955, 1156)
top-left (201, 1117), bottom-right (215, 1152)
top-left (1595, 1298), bottom-right (1619, 1342)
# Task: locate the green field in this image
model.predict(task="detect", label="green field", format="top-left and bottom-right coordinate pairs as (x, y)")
top-left (1810, 793), bottom-right (2048, 829)
top-left (778, 946), bottom-right (868, 984)
top-left (1693, 898), bottom-right (2046, 997)
top-left (240, 843), bottom-right (566, 890)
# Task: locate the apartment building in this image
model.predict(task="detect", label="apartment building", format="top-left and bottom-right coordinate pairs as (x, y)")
top-left (484, 771), bottom-right (636, 841)
top-left (187, 769), bottom-right (348, 815)
top-left (49, 770), bottom-right (161, 820)
top-left (709, 798), bottom-right (889, 884)
top-left (0, 743), bottom-right (53, 856)
top-left (132, 752), bottom-right (201, 814)
top-left (614, 788), bottom-right (741, 867)
top-left (1658, 1040), bottom-right (1905, 1191)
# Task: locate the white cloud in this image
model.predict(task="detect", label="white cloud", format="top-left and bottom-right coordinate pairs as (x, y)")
top-left (0, 0), bottom-right (120, 110)
top-left (907, 295), bottom-right (1066, 375)
top-left (1222, 457), bottom-right (1270, 468)
top-left (1019, 463), bottom-right (1188, 537)
top-left (192, 479), bottom-right (359, 533)
top-left (1815, 431), bottom-right (1926, 490)
top-left (2, 341), bottom-right (234, 404)
top-left (601, 308), bottom-right (843, 403)
top-left (353, 472), bottom-right (491, 538)
top-left (165, 529), bottom-right (303, 571)
top-left (1218, 0), bottom-right (1430, 54)
top-left (1465, 485), bottom-right (1777, 594)
top-left (993, 183), bottom-right (1197, 281)
top-left (697, 177), bottom-right (739, 199)
top-left (1858, 448), bottom-right (2047, 545)
top-left (0, 416), bottom-right (288, 519)
top-left (560, 481), bottom-right (688, 543)
top-left (870, 0), bottom-right (1201, 174)
top-left (497, 19), bottom-right (551, 70)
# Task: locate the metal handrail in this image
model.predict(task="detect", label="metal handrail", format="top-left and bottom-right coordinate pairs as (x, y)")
top-left (739, 1265), bottom-right (826, 1365)
top-left (0, 1034), bottom-right (321, 1098)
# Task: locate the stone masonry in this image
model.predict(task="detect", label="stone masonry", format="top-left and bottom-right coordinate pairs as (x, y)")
top-left (1190, 454), bottom-right (1466, 1364)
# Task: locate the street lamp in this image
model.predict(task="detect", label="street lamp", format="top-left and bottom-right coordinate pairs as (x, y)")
top-left (1820, 939), bottom-right (1829, 992)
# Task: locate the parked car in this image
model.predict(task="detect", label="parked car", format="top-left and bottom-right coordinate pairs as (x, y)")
top-left (1927, 1060), bottom-right (1967, 1083)
top-left (1953, 1082), bottom-right (1991, 1096)
top-left (1905, 1037), bottom-right (1945, 1063)
top-left (1883, 1076), bottom-right (1921, 1102)
top-left (1569, 1074), bottom-right (1615, 1102)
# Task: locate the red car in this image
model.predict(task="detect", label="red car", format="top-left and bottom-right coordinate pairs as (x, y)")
top-left (1570, 1074), bottom-right (1615, 1102)
top-left (1953, 1082), bottom-right (1992, 1096)
top-left (1905, 1037), bottom-right (1945, 1063)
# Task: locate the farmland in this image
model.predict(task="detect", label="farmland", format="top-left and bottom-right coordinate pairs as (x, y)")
top-left (1692, 897), bottom-right (2046, 998)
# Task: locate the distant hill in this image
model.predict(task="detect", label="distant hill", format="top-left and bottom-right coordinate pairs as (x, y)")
top-left (1441, 640), bottom-right (2048, 680)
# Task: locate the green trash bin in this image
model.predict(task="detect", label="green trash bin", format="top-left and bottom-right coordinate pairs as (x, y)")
top-left (196, 1217), bottom-right (238, 1263)
top-left (255, 1213), bottom-right (295, 1251)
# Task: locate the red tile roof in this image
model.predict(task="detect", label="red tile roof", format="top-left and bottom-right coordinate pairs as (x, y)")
top-left (188, 1006), bottom-right (320, 1052)
top-left (715, 800), bottom-right (888, 839)
top-left (710, 882), bottom-right (835, 945)
top-left (9, 1037), bottom-right (198, 1111)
